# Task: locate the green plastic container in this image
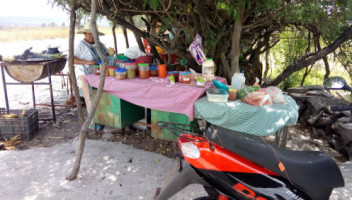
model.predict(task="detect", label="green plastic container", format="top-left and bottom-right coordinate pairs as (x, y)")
top-left (116, 54), bottom-right (130, 61)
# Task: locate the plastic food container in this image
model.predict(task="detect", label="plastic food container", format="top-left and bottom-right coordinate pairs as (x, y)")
top-left (138, 63), bottom-right (150, 79)
top-left (180, 72), bottom-right (192, 84)
top-left (116, 61), bottom-right (126, 68)
top-left (135, 54), bottom-right (153, 64)
top-left (93, 65), bottom-right (100, 75)
top-left (108, 67), bottom-right (115, 76)
top-left (158, 64), bottom-right (167, 78)
top-left (228, 89), bottom-right (237, 101)
top-left (116, 54), bottom-right (130, 61)
top-left (150, 65), bottom-right (158, 77)
top-left (125, 63), bottom-right (137, 79)
top-left (168, 71), bottom-right (179, 82)
top-left (206, 88), bottom-right (229, 103)
top-left (115, 68), bottom-right (127, 80)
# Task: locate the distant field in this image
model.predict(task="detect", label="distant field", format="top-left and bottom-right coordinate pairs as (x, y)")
top-left (0, 27), bottom-right (117, 42)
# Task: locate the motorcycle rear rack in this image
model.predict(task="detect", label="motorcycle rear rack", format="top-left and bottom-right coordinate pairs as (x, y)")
top-left (156, 121), bottom-right (205, 141)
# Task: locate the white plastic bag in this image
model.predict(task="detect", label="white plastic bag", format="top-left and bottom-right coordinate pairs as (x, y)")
top-left (266, 86), bottom-right (286, 104)
top-left (124, 46), bottom-right (146, 59)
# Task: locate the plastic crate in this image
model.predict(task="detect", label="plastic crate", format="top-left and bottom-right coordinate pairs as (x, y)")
top-left (0, 109), bottom-right (39, 140)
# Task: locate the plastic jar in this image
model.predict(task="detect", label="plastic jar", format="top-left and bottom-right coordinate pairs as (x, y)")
top-left (158, 64), bottom-right (167, 78)
top-left (168, 71), bottom-right (179, 82)
top-left (108, 67), bottom-right (115, 76)
top-left (150, 65), bottom-right (158, 77)
top-left (231, 71), bottom-right (246, 90)
top-left (116, 61), bottom-right (126, 68)
top-left (115, 68), bottom-right (127, 80)
top-left (202, 58), bottom-right (215, 81)
top-left (180, 72), bottom-right (192, 84)
top-left (125, 63), bottom-right (137, 79)
top-left (228, 89), bottom-right (237, 101)
top-left (138, 63), bottom-right (150, 79)
top-left (93, 65), bottom-right (100, 75)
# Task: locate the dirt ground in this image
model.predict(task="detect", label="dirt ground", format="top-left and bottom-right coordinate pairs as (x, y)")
top-left (13, 104), bottom-right (346, 164)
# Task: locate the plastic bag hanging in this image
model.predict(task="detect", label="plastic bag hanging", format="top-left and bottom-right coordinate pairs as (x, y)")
top-left (189, 34), bottom-right (207, 65)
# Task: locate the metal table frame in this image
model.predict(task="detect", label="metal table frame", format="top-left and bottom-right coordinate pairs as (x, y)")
top-left (1, 63), bottom-right (58, 122)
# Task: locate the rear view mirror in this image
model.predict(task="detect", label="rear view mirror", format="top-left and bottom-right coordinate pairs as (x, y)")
top-left (323, 77), bottom-right (346, 90)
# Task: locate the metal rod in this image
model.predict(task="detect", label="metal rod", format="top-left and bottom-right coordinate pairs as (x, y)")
top-left (32, 82), bottom-right (36, 108)
top-left (36, 103), bottom-right (72, 107)
top-left (5, 82), bottom-right (50, 85)
top-left (47, 64), bottom-right (56, 123)
top-left (1, 64), bottom-right (9, 110)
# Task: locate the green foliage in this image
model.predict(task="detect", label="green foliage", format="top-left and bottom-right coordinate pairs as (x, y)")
top-left (143, 0), bottom-right (161, 10)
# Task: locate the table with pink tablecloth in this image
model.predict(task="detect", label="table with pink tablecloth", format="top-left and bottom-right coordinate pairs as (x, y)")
top-left (85, 74), bottom-right (227, 121)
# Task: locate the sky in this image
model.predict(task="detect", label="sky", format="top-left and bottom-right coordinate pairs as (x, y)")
top-left (0, 0), bottom-right (69, 19)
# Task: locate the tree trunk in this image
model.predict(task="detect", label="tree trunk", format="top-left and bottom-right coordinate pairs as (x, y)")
top-left (263, 45), bottom-right (270, 80)
top-left (265, 25), bottom-right (352, 86)
top-left (315, 33), bottom-right (330, 80)
top-left (67, 0), bottom-right (84, 125)
top-left (230, 9), bottom-right (244, 75)
top-left (300, 64), bottom-right (314, 86)
top-left (112, 23), bottom-right (118, 54)
top-left (123, 27), bottom-right (129, 48)
top-left (323, 57), bottom-right (330, 80)
top-left (66, 0), bottom-right (109, 181)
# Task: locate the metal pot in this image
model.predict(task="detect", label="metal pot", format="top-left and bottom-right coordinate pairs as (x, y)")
top-left (47, 47), bottom-right (60, 54)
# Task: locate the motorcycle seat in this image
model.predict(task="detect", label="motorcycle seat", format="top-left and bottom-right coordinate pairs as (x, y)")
top-left (207, 125), bottom-right (344, 191)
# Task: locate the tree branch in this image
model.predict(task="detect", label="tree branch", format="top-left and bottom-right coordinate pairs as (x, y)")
top-left (265, 24), bottom-right (352, 86)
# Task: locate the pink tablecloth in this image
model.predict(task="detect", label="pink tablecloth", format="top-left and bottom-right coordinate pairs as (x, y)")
top-left (85, 74), bottom-right (227, 121)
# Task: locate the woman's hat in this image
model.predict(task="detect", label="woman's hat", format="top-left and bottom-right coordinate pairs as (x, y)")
top-left (77, 20), bottom-right (104, 36)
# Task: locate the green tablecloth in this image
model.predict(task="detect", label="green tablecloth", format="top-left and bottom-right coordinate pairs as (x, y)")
top-left (194, 95), bottom-right (298, 136)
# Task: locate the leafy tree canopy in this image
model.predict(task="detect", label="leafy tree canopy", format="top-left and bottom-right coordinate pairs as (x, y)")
top-left (58, 0), bottom-right (352, 85)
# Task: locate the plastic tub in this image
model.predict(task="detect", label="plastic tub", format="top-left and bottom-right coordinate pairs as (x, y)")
top-left (135, 54), bottom-right (153, 64)
top-left (116, 54), bottom-right (130, 61)
top-left (138, 63), bottom-right (150, 79)
top-left (150, 65), bottom-right (158, 77)
top-left (116, 61), bottom-right (126, 68)
top-left (125, 63), bottom-right (137, 79)
top-left (168, 71), bottom-right (179, 82)
top-left (206, 88), bottom-right (228, 103)
top-left (158, 64), bottom-right (167, 78)
top-left (180, 72), bottom-right (192, 84)
top-left (93, 65), bottom-right (100, 75)
top-left (115, 68), bottom-right (127, 80)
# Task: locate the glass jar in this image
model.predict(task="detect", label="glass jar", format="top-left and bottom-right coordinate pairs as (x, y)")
top-left (115, 68), bottom-right (127, 80)
top-left (125, 63), bottom-right (137, 79)
top-left (93, 65), bottom-right (100, 75)
top-left (150, 65), bottom-right (158, 77)
top-left (180, 72), bottom-right (192, 84)
top-left (138, 63), bottom-right (150, 79)
top-left (168, 71), bottom-right (179, 82)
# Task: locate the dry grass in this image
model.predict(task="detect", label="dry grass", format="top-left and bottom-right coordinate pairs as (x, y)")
top-left (0, 27), bottom-right (117, 43)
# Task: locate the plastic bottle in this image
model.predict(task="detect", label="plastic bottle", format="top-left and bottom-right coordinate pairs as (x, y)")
top-left (231, 70), bottom-right (246, 90)
top-left (202, 58), bottom-right (215, 81)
